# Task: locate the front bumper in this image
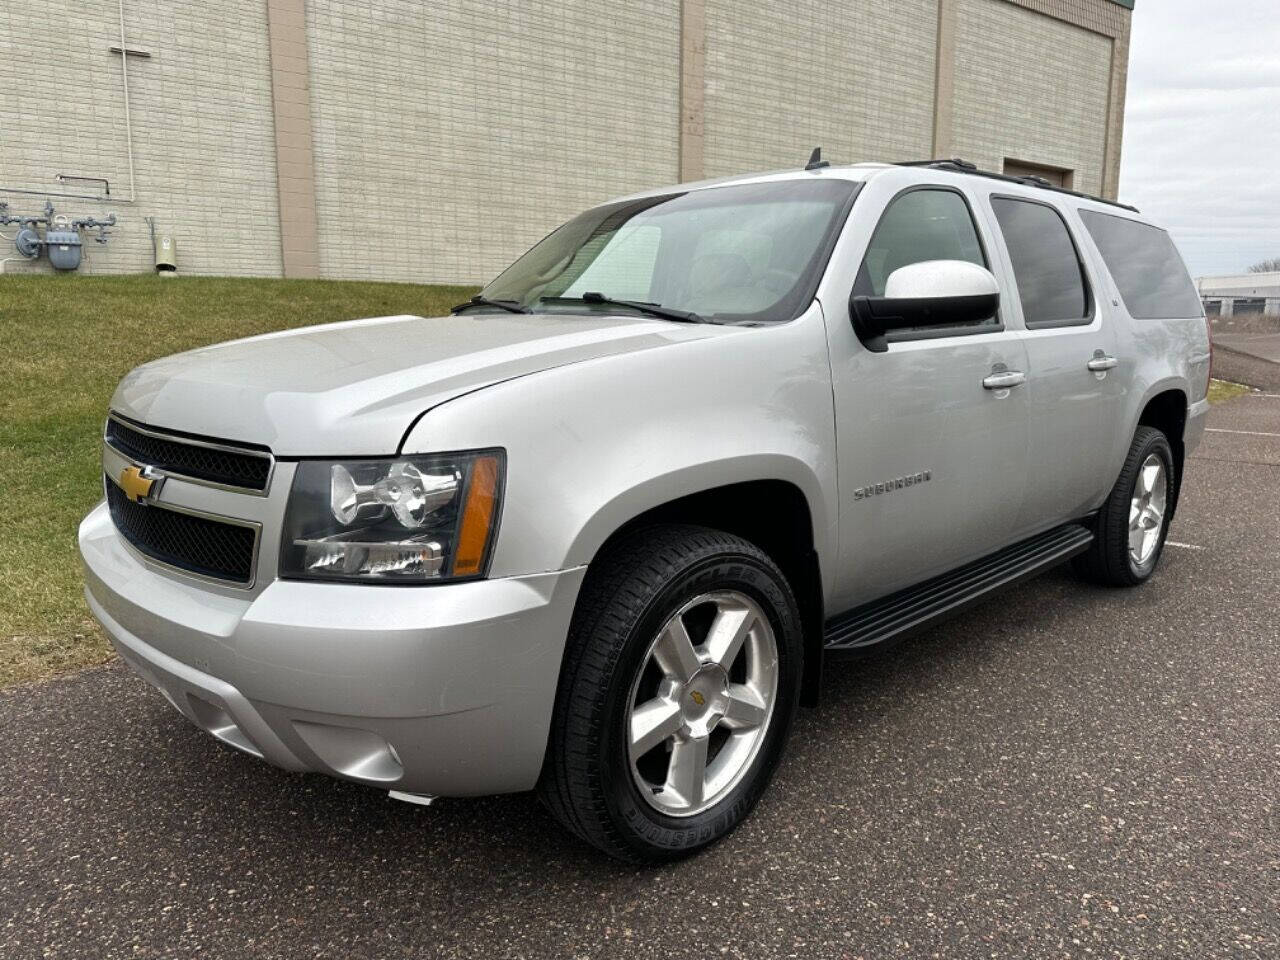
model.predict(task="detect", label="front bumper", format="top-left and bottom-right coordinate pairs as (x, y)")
top-left (80, 502), bottom-right (585, 796)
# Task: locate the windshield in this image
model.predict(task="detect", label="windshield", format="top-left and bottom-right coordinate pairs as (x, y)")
top-left (481, 179), bottom-right (858, 324)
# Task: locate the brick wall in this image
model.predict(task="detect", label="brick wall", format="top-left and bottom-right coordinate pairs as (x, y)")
top-left (303, 0), bottom-right (681, 285)
top-left (0, 0), bottom-right (282, 276)
top-left (950, 0), bottom-right (1113, 195)
top-left (701, 0), bottom-right (939, 177)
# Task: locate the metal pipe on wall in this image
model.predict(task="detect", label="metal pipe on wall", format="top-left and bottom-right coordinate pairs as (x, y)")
top-left (0, 187), bottom-right (119, 202)
top-left (117, 0), bottom-right (137, 202)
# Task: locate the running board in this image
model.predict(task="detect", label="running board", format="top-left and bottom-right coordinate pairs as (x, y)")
top-left (823, 523), bottom-right (1093, 654)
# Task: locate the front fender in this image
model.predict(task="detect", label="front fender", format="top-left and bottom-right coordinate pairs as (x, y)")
top-left (400, 305), bottom-right (839, 594)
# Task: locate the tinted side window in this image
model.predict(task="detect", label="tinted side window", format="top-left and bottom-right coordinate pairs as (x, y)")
top-left (854, 189), bottom-right (988, 310)
top-left (1079, 211), bottom-right (1203, 319)
top-left (991, 198), bottom-right (1090, 327)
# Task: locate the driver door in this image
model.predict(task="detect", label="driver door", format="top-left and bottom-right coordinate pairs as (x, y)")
top-left (823, 183), bottom-right (1030, 612)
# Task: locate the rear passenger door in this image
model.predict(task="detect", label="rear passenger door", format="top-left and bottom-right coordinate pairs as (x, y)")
top-left (982, 193), bottom-right (1123, 530)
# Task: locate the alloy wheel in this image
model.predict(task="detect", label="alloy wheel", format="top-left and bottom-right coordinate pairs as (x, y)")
top-left (1128, 453), bottom-right (1167, 565)
top-left (625, 591), bottom-right (779, 817)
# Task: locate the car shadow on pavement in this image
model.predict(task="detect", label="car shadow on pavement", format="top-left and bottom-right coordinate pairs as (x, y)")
top-left (107, 564), bottom-right (1094, 874)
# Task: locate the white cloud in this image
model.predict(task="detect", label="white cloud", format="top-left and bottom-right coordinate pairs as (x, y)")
top-left (1118, 0), bottom-right (1280, 277)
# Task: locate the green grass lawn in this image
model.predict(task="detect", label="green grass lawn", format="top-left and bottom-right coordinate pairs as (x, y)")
top-left (1206, 378), bottom-right (1252, 405)
top-left (0, 274), bottom-right (474, 687)
top-left (0, 274), bottom-right (1259, 688)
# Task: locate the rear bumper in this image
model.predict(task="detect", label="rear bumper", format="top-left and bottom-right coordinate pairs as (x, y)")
top-left (80, 501), bottom-right (586, 796)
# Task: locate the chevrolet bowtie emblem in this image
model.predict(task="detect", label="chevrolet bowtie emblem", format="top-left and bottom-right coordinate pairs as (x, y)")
top-left (118, 465), bottom-right (163, 503)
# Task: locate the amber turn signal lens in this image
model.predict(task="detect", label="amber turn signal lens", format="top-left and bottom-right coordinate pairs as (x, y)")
top-left (452, 455), bottom-right (500, 576)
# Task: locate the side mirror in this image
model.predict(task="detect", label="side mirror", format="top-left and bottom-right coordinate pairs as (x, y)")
top-left (850, 260), bottom-right (1000, 352)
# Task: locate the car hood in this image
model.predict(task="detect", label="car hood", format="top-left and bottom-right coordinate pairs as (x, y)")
top-left (111, 312), bottom-right (721, 455)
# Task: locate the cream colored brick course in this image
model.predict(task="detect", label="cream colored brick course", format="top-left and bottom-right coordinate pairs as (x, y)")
top-left (0, 0), bottom-right (282, 276)
top-left (702, 0), bottom-right (939, 177)
top-left (303, 0), bottom-right (681, 284)
top-left (951, 0), bottom-right (1112, 195)
top-left (0, 0), bottom-right (1129, 280)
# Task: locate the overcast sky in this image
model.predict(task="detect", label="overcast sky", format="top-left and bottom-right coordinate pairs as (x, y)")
top-left (1118, 0), bottom-right (1280, 278)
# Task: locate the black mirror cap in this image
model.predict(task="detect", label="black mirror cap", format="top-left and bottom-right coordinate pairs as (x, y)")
top-left (849, 291), bottom-right (999, 352)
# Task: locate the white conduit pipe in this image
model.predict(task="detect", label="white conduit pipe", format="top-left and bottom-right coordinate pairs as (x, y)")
top-left (118, 0), bottom-right (137, 202)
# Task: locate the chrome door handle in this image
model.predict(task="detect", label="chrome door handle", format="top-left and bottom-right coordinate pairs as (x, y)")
top-left (982, 370), bottom-right (1026, 390)
top-left (1087, 355), bottom-right (1118, 372)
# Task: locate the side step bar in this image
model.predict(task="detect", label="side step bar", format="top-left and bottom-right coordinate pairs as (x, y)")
top-left (823, 523), bottom-right (1093, 655)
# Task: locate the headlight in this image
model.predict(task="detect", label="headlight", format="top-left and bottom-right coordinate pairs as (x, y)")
top-left (280, 450), bottom-right (504, 583)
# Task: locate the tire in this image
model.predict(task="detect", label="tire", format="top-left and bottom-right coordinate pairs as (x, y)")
top-left (538, 524), bottom-right (803, 863)
top-left (1073, 426), bottom-right (1176, 587)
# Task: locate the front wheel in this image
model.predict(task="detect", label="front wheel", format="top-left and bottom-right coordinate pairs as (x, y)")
top-left (538, 525), bottom-right (803, 862)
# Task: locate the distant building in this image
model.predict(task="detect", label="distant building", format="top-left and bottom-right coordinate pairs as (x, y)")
top-left (1198, 274), bottom-right (1280, 317)
top-left (2, 0), bottom-right (1135, 284)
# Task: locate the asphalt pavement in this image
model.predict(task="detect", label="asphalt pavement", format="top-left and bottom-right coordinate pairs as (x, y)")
top-left (3, 395), bottom-right (1278, 959)
top-left (1213, 332), bottom-right (1280, 365)
top-left (1210, 317), bottom-right (1280, 390)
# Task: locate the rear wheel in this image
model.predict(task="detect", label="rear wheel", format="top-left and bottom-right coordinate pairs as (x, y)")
top-left (1074, 426), bottom-right (1176, 586)
top-left (538, 525), bottom-right (802, 862)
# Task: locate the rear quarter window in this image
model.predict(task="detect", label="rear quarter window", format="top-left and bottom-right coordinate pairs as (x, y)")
top-left (1079, 211), bottom-right (1202, 319)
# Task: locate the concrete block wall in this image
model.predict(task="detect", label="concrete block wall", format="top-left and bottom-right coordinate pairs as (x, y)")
top-left (1, 0), bottom-right (1130, 283)
top-left (0, 0), bottom-right (282, 277)
top-left (701, 0), bottom-right (938, 177)
top-left (303, 0), bottom-right (681, 285)
top-left (950, 0), bottom-right (1112, 196)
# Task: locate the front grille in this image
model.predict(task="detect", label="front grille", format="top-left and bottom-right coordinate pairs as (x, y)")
top-left (105, 478), bottom-right (258, 584)
top-left (105, 415), bottom-right (272, 492)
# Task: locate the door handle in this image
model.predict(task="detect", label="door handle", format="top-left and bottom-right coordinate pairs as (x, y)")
top-left (982, 370), bottom-right (1026, 390)
top-left (1087, 355), bottom-right (1118, 372)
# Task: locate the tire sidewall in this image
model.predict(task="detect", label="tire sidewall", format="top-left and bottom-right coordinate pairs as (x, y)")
top-left (598, 550), bottom-right (802, 858)
top-left (1126, 432), bottom-right (1175, 581)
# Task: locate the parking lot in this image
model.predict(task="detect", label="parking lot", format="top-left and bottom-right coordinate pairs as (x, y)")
top-left (1212, 321), bottom-right (1280, 392)
top-left (3, 393), bottom-right (1277, 959)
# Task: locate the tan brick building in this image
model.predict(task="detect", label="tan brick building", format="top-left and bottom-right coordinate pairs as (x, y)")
top-left (0, 0), bottom-right (1133, 283)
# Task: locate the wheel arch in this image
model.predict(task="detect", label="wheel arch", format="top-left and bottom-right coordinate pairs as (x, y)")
top-left (568, 468), bottom-right (828, 707)
top-left (1134, 384), bottom-right (1188, 516)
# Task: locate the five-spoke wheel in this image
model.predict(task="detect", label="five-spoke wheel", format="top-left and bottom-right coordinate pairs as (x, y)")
top-left (1128, 453), bottom-right (1167, 566)
top-left (627, 591), bottom-right (778, 816)
top-left (1075, 425), bottom-right (1175, 586)
top-left (539, 525), bottom-right (802, 862)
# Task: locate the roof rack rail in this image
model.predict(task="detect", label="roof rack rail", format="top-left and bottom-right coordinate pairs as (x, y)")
top-left (894, 158), bottom-right (1139, 213)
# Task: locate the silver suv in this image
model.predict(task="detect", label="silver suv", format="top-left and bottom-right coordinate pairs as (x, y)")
top-left (80, 158), bottom-right (1211, 861)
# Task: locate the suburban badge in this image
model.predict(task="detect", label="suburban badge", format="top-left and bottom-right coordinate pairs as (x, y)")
top-left (852, 470), bottom-right (932, 501)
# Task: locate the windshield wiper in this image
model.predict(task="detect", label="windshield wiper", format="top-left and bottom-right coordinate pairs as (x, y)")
top-left (451, 295), bottom-right (530, 315)
top-left (539, 292), bottom-right (704, 324)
